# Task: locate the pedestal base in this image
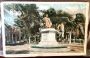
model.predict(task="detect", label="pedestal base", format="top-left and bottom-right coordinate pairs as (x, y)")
top-left (30, 46), bottom-right (71, 53)
top-left (31, 28), bottom-right (70, 52)
top-left (36, 28), bottom-right (59, 47)
top-left (32, 43), bottom-right (69, 47)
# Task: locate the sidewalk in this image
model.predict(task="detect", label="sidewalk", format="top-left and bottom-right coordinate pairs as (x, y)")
top-left (6, 44), bottom-right (30, 54)
top-left (6, 43), bottom-right (84, 54)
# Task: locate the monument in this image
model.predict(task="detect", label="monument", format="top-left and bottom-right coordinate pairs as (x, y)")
top-left (31, 14), bottom-right (70, 52)
top-left (36, 28), bottom-right (59, 48)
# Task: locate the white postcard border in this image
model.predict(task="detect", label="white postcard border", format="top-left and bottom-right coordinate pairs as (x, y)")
top-left (1, 2), bottom-right (89, 57)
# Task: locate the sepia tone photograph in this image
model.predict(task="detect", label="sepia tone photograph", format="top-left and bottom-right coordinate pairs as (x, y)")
top-left (1, 2), bottom-right (89, 57)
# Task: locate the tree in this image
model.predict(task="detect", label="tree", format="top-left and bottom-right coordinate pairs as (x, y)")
top-left (4, 4), bottom-right (41, 43)
top-left (74, 13), bottom-right (85, 39)
top-left (56, 10), bottom-right (74, 32)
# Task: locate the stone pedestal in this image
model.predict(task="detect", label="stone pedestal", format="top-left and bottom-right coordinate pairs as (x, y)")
top-left (31, 28), bottom-right (71, 52)
top-left (31, 28), bottom-right (70, 52)
top-left (37, 28), bottom-right (58, 47)
top-left (32, 28), bottom-right (66, 47)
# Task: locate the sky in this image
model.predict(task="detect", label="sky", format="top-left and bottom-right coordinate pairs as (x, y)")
top-left (4, 9), bottom-right (16, 26)
top-left (36, 4), bottom-right (86, 15)
top-left (4, 3), bottom-right (87, 26)
top-left (37, 4), bottom-right (86, 10)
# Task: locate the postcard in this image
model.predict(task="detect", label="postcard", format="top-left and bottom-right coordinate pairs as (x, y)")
top-left (1, 2), bottom-right (89, 57)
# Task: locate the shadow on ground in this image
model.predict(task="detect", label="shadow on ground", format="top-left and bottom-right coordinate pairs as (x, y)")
top-left (6, 41), bottom-right (27, 46)
top-left (6, 50), bottom-right (29, 54)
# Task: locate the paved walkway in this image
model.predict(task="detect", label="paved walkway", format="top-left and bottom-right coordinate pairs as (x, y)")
top-left (6, 44), bottom-right (30, 54)
top-left (6, 43), bottom-right (84, 54)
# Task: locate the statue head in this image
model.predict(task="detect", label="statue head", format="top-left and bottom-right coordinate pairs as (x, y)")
top-left (45, 14), bottom-right (48, 17)
top-left (43, 13), bottom-right (49, 18)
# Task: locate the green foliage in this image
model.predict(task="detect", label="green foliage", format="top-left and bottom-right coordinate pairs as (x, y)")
top-left (47, 8), bottom-right (56, 17)
top-left (14, 19), bottom-right (24, 28)
top-left (4, 4), bottom-right (14, 11)
top-left (75, 13), bottom-right (85, 23)
top-left (5, 4), bottom-right (41, 39)
top-left (57, 10), bottom-right (73, 19)
top-left (5, 4), bottom-right (86, 40)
